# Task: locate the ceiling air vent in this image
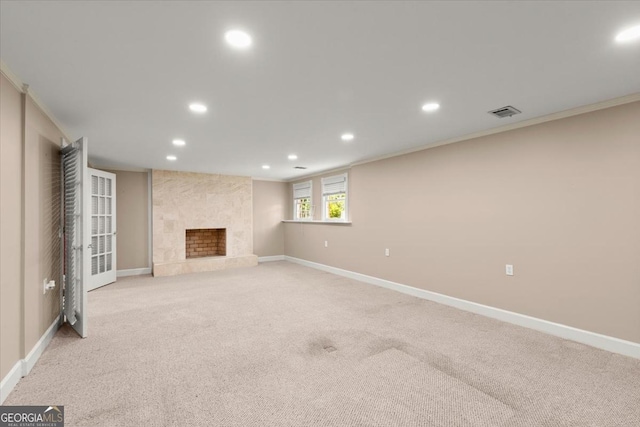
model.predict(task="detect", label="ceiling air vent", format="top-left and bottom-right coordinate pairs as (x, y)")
top-left (489, 106), bottom-right (521, 118)
top-left (294, 166), bottom-right (307, 170)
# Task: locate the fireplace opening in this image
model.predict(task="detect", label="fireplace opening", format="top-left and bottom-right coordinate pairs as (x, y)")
top-left (186, 228), bottom-right (226, 258)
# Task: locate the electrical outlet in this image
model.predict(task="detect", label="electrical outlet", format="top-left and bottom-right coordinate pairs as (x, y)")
top-left (43, 279), bottom-right (55, 294)
top-left (506, 264), bottom-right (514, 276)
top-left (324, 240), bottom-right (328, 248)
top-left (385, 248), bottom-right (390, 257)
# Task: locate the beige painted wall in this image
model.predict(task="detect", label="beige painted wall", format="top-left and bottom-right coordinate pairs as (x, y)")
top-left (23, 95), bottom-right (64, 354)
top-left (286, 101), bottom-right (640, 343)
top-left (0, 73), bottom-right (65, 381)
top-left (1, 74), bottom-right (24, 380)
top-left (252, 180), bottom-right (287, 257)
top-left (105, 170), bottom-right (149, 270)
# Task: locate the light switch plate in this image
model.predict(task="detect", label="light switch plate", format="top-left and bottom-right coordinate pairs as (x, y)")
top-left (506, 264), bottom-right (514, 276)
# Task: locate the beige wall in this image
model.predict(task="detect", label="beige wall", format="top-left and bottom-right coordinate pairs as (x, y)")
top-left (1, 73), bottom-right (65, 381)
top-left (252, 180), bottom-right (287, 257)
top-left (23, 96), bottom-right (64, 350)
top-left (286, 101), bottom-right (640, 343)
top-left (1, 74), bottom-right (24, 380)
top-left (105, 170), bottom-right (149, 270)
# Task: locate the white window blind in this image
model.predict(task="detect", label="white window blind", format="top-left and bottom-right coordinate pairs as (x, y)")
top-left (322, 174), bottom-right (347, 195)
top-left (293, 181), bottom-right (312, 199)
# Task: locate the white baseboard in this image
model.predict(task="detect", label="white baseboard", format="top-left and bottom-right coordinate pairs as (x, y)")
top-left (22, 318), bottom-right (60, 376)
top-left (0, 361), bottom-right (22, 404)
top-left (117, 267), bottom-right (152, 277)
top-left (258, 255), bottom-right (285, 263)
top-left (284, 256), bottom-right (640, 359)
top-left (1, 317), bottom-right (60, 404)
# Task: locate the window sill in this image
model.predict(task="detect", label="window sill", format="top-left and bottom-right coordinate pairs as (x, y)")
top-left (282, 220), bottom-right (352, 226)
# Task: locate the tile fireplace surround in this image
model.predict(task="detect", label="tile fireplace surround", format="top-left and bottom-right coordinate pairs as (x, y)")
top-left (152, 170), bottom-right (257, 277)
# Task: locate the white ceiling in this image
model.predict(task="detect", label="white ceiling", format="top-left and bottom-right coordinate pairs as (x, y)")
top-left (1, 1), bottom-right (639, 180)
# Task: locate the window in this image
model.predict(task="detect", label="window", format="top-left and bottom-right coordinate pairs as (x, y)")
top-left (321, 173), bottom-right (348, 221)
top-left (293, 180), bottom-right (312, 220)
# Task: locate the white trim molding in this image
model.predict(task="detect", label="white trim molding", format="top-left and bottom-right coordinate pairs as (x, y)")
top-left (1, 61), bottom-right (73, 142)
top-left (251, 177), bottom-right (287, 183)
top-left (282, 220), bottom-right (352, 225)
top-left (286, 167), bottom-right (351, 184)
top-left (22, 318), bottom-right (60, 376)
top-left (284, 256), bottom-right (640, 359)
top-left (349, 92), bottom-right (640, 169)
top-left (117, 267), bottom-right (152, 278)
top-left (1, 318), bottom-right (60, 404)
top-left (0, 361), bottom-right (22, 404)
top-left (148, 171), bottom-right (153, 270)
top-left (285, 94), bottom-right (640, 182)
top-left (258, 255), bottom-right (285, 263)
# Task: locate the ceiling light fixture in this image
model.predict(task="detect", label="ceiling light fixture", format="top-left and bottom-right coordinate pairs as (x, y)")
top-left (288, 154), bottom-right (298, 160)
top-left (262, 165), bottom-right (270, 170)
top-left (172, 139), bottom-right (186, 146)
top-left (189, 103), bottom-right (207, 113)
top-left (166, 155), bottom-right (177, 161)
top-left (341, 133), bottom-right (355, 141)
top-left (421, 102), bottom-right (440, 112)
top-left (616, 24), bottom-right (640, 42)
top-left (225, 30), bottom-right (252, 49)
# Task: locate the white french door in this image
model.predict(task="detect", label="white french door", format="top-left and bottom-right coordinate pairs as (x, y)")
top-left (87, 168), bottom-right (116, 291)
top-left (61, 140), bottom-right (117, 337)
top-left (61, 137), bottom-right (89, 337)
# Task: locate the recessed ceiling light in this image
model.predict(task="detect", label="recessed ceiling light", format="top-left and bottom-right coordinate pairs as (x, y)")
top-left (172, 139), bottom-right (186, 146)
top-left (225, 30), bottom-right (252, 49)
top-left (288, 154), bottom-right (298, 160)
top-left (166, 155), bottom-right (177, 161)
top-left (421, 102), bottom-right (440, 112)
top-left (262, 165), bottom-right (270, 170)
top-left (341, 133), bottom-right (355, 141)
top-left (616, 24), bottom-right (640, 43)
top-left (189, 103), bottom-right (207, 113)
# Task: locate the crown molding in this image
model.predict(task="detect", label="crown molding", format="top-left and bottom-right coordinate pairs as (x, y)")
top-left (285, 166), bottom-right (351, 183)
top-left (1, 61), bottom-right (73, 142)
top-left (251, 177), bottom-right (287, 183)
top-left (350, 93), bottom-right (640, 168)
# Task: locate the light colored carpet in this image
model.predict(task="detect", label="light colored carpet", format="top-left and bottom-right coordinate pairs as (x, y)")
top-left (4, 261), bottom-right (640, 426)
